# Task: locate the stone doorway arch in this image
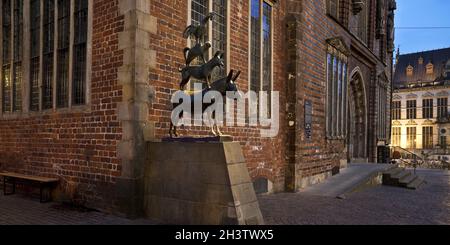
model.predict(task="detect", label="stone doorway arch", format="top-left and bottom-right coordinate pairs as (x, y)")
top-left (347, 68), bottom-right (368, 163)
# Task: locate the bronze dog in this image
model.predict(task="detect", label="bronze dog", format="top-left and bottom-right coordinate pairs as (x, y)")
top-left (179, 51), bottom-right (225, 90)
top-left (183, 41), bottom-right (211, 66)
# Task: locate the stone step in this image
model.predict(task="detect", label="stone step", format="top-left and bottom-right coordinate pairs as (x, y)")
top-left (398, 174), bottom-right (418, 188)
top-left (407, 177), bottom-right (425, 190)
top-left (392, 170), bottom-right (412, 181)
top-left (383, 167), bottom-right (403, 179)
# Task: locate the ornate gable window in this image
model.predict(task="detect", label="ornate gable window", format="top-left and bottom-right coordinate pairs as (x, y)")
top-left (418, 57), bottom-right (424, 65)
top-left (406, 65), bottom-right (414, 77)
top-left (326, 38), bottom-right (350, 139)
top-left (426, 62), bottom-right (434, 75)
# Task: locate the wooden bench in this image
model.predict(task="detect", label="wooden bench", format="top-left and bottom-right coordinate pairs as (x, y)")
top-left (0, 172), bottom-right (59, 203)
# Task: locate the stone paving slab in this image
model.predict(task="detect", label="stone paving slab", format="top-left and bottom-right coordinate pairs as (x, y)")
top-left (0, 195), bottom-right (159, 225)
top-left (1, 168), bottom-right (449, 225)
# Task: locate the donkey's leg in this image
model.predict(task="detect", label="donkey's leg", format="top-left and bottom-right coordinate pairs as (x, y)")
top-left (215, 124), bottom-right (223, 136)
top-left (173, 125), bottom-right (178, 137)
top-left (169, 122), bottom-right (173, 138)
top-left (207, 110), bottom-right (217, 136)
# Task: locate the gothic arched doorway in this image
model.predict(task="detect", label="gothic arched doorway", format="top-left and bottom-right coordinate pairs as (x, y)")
top-left (347, 68), bottom-right (368, 163)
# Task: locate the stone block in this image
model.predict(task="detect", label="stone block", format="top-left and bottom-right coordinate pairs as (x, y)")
top-left (143, 122), bottom-right (156, 141)
top-left (119, 0), bottom-right (150, 15)
top-left (231, 183), bottom-right (258, 206)
top-left (144, 141), bottom-right (264, 225)
top-left (228, 162), bottom-right (253, 186)
top-left (223, 142), bottom-right (246, 164)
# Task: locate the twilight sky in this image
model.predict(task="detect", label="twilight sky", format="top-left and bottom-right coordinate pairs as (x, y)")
top-left (395, 0), bottom-right (450, 55)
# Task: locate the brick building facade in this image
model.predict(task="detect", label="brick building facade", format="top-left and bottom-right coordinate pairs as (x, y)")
top-left (0, 0), bottom-right (395, 217)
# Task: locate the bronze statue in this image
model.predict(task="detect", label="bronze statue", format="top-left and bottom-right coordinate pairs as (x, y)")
top-left (387, 0), bottom-right (397, 52)
top-left (179, 51), bottom-right (225, 90)
top-left (183, 41), bottom-right (212, 66)
top-left (171, 12), bottom-right (238, 137)
top-left (170, 70), bottom-right (241, 138)
top-left (183, 13), bottom-right (215, 44)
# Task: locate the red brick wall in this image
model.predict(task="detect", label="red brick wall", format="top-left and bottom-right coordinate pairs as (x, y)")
top-left (0, 0), bottom-right (124, 210)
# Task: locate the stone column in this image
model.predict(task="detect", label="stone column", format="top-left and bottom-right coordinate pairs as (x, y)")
top-left (116, 0), bottom-right (157, 218)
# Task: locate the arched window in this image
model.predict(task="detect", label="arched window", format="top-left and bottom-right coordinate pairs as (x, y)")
top-left (326, 38), bottom-right (350, 139)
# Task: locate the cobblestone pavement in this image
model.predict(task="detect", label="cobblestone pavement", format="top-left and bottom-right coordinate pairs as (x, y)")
top-left (0, 194), bottom-right (159, 225)
top-left (1, 169), bottom-right (449, 225)
top-left (259, 169), bottom-right (450, 225)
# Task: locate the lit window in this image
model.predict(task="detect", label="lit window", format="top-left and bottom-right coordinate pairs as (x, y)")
top-left (406, 65), bottom-right (414, 77)
top-left (406, 100), bottom-right (417, 120)
top-left (392, 101), bottom-right (401, 120)
top-left (438, 98), bottom-right (448, 119)
top-left (426, 62), bottom-right (434, 75)
top-left (422, 127), bottom-right (433, 149)
top-left (423, 99), bottom-right (434, 119)
top-left (392, 127), bottom-right (401, 147)
top-left (407, 127), bottom-right (417, 149)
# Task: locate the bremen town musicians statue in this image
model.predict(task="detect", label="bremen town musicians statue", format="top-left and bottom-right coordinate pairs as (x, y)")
top-left (170, 12), bottom-right (242, 137)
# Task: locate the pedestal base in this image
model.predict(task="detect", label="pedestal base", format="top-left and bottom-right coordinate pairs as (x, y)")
top-left (144, 141), bottom-right (264, 225)
top-left (162, 135), bottom-right (233, 143)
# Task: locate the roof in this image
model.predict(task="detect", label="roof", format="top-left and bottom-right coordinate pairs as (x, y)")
top-left (394, 47), bottom-right (450, 89)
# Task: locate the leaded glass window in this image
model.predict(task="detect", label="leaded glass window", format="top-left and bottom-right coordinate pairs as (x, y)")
top-left (12, 0), bottom-right (23, 112)
top-left (42, 0), bottom-right (55, 110)
top-left (422, 127), bottom-right (433, 149)
top-left (30, 0), bottom-right (40, 111)
top-left (250, 0), bottom-right (261, 93)
top-left (2, 0), bottom-right (12, 112)
top-left (326, 46), bottom-right (348, 138)
top-left (422, 99), bottom-right (433, 119)
top-left (72, 0), bottom-right (88, 105)
top-left (438, 98), bottom-right (448, 119)
top-left (211, 0), bottom-right (227, 79)
top-left (189, 0), bottom-right (227, 89)
top-left (56, 0), bottom-right (70, 108)
top-left (1, 0), bottom-right (90, 114)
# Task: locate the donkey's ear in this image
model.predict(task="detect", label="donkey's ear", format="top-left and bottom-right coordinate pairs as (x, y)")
top-left (232, 71), bottom-right (241, 82)
top-left (227, 70), bottom-right (234, 83)
top-left (214, 51), bottom-right (224, 58)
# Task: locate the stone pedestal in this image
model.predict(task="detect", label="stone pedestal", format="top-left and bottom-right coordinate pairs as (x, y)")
top-left (144, 141), bottom-right (264, 225)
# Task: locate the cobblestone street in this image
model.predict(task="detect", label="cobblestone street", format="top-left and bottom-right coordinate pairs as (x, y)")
top-left (0, 195), bottom-right (158, 225)
top-left (0, 169), bottom-right (449, 225)
top-left (259, 169), bottom-right (450, 225)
